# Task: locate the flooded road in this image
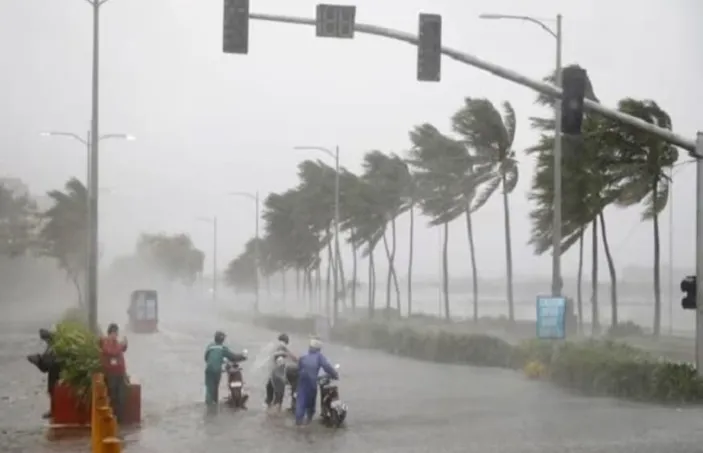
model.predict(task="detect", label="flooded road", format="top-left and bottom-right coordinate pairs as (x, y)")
top-left (5, 302), bottom-right (703, 453)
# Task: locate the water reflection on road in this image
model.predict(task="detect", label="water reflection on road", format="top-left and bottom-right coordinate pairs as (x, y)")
top-left (5, 304), bottom-right (703, 453)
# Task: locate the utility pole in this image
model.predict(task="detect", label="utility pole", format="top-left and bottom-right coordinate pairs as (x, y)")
top-left (552, 14), bottom-right (563, 298)
top-left (696, 132), bottom-right (703, 376)
top-left (293, 145), bottom-right (342, 325)
top-left (87, 0), bottom-right (102, 334)
top-left (333, 146), bottom-right (340, 325)
top-left (479, 13), bottom-right (563, 297)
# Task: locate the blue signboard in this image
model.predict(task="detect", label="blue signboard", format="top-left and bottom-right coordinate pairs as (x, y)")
top-left (536, 296), bottom-right (566, 339)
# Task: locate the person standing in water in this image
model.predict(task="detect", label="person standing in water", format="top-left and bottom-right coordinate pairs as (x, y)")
top-left (100, 323), bottom-right (128, 424)
top-left (265, 333), bottom-right (297, 413)
top-left (295, 336), bottom-right (338, 426)
top-left (204, 330), bottom-right (247, 405)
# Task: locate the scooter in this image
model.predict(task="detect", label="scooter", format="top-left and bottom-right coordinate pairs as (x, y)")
top-left (318, 364), bottom-right (347, 428)
top-left (224, 349), bottom-right (249, 409)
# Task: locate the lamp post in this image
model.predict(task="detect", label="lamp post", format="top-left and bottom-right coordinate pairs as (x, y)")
top-left (294, 145), bottom-right (341, 325)
top-left (229, 191), bottom-right (260, 313)
top-left (197, 216), bottom-right (218, 302)
top-left (479, 13), bottom-right (563, 298)
top-left (82, 0), bottom-right (118, 334)
top-left (40, 129), bottom-right (133, 332)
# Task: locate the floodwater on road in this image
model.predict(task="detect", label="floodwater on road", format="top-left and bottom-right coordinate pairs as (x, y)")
top-left (4, 302), bottom-right (703, 453)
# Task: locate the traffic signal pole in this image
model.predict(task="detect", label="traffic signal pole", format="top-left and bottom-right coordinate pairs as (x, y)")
top-left (246, 11), bottom-right (695, 151)
top-left (229, 6), bottom-right (703, 370)
top-left (696, 132), bottom-right (703, 375)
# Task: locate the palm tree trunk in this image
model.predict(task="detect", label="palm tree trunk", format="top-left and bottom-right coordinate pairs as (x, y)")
top-left (315, 264), bottom-right (322, 315)
top-left (281, 270), bottom-right (286, 304)
top-left (296, 267), bottom-right (300, 304)
top-left (390, 217), bottom-right (401, 313)
top-left (382, 231), bottom-right (393, 314)
top-left (351, 239), bottom-right (358, 312)
top-left (325, 239), bottom-right (333, 315)
top-left (335, 233), bottom-right (346, 310)
top-left (591, 219), bottom-right (600, 335)
top-left (304, 269), bottom-right (311, 313)
top-left (368, 242), bottom-right (376, 319)
top-left (442, 222), bottom-right (450, 321)
top-left (653, 197), bottom-right (662, 337)
top-left (308, 269), bottom-right (315, 314)
top-left (465, 208), bottom-right (479, 321)
top-left (599, 212), bottom-right (618, 326)
top-left (407, 204), bottom-right (415, 317)
top-left (577, 230), bottom-right (584, 334)
top-left (500, 174), bottom-right (515, 323)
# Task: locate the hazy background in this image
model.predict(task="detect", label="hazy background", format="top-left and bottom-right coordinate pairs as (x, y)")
top-left (1, 0), bottom-right (701, 327)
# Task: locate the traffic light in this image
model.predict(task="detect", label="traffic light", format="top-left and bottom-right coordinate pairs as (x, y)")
top-left (315, 4), bottom-right (356, 38)
top-left (560, 66), bottom-right (587, 135)
top-left (417, 13), bottom-right (442, 82)
top-left (681, 275), bottom-right (697, 310)
top-left (222, 0), bottom-right (249, 54)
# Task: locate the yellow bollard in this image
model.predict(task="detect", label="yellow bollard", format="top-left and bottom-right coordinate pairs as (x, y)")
top-left (90, 372), bottom-right (122, 453)
top-left (99, 407), bottom-right (121, 453)
top-left (102, 437), bottom-right (122, 453)
top-left (91, 374), bottom-right (103, 453)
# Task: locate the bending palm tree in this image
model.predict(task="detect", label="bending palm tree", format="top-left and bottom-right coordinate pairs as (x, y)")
top-left (451, 98), bottom-right (519, 322)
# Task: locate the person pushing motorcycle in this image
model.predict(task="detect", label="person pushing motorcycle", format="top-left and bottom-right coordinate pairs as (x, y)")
top-left (295, 336), bottom-right (338, 426)
top-left (265, 333), bottom-right (297, 412)
top-left (204, 331), bottom-right (247, 405)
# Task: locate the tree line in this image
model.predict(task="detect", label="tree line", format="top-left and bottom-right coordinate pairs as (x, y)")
top-left (224, 66), bottom-right (680, 337)
top-left (0, 177), bottom-right (205, 304)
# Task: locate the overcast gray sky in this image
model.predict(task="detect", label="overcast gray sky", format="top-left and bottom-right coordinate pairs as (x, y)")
top-left (1, 0), bottom-right (700, 280)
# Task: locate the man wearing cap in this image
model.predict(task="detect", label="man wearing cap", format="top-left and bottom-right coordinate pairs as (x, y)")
top-left (294, 336), bottom-right (338, 426)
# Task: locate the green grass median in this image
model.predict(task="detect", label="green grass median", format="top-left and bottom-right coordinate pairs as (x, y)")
top-left (251, 314), bottom-right (703, 405)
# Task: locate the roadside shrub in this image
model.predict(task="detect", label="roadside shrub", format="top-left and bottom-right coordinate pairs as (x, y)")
top-left (253, 314), bottom-right (703, 404)
top-left (607, 321), bottom-right (645, 338)
top-left (254, 314), bottom-right (317, 336)
top-left (51, 315), bottom-right (101, 402)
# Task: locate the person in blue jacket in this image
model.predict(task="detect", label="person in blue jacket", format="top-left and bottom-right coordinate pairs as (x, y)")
top-left (204, 331), bottom-right (247, 405)
top-left (295, 336), bottom-right (338, 426)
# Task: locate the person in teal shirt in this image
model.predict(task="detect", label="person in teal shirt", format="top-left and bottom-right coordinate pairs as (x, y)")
top-left (204, 331), bottom-right (247, 405)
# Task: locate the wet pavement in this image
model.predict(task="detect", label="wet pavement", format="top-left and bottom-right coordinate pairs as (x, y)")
top-left (4, 301), bottom-right (703, 453)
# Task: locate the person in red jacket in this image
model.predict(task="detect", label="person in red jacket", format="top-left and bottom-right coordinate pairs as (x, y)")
top-left (100, 323), bottom-right (128, 424)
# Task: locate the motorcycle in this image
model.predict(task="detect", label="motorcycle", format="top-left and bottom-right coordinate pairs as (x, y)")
top-left (283, 361), bottom-right (299, 412)
top-left (318, 364), bottom-right (347, 427)
top-left (224, 349), bottom-right (249, 409)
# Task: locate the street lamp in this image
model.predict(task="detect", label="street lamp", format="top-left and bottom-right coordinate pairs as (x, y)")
top-left (40, 131), bottom-right (134, 189)
top-left (40, 129), bottom-right (133, 332)
top-left (294, 145), bottom-right (341, 325)
top-left (229, 191), bottom-right (260, 313)
top-left (69, 0), bottom-right (120, 334)
top-left (197, 216), bottom-right (219, 302)
top-left (479, 13), bottom-right (563, 298)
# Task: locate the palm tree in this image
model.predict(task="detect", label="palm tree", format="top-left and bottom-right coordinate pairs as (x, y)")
top-left (341, 173), bottom-right (386, 318)
top-left (605, 99), bottom-right (679, 337)
top-left (360, 151), bottom-right (412, 316)
top-left (262, 188), bottom-right (321, 312)
top-left (0, 183), bottom-right (36, 258)
top-left (39, 177), bottom-right (88, 304)
top-left (451, 98), bottom-right (519, 322)
top-left (225, 236), bottom-right (273, 294)
top-left (406, 175), bottom-right (417, 316)
top-left (338, 170), bottom-right (365, 312)
top-left (408, 124), bottom-right (490, 321)
top-left (527, 65), bottom-right (625, 333)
